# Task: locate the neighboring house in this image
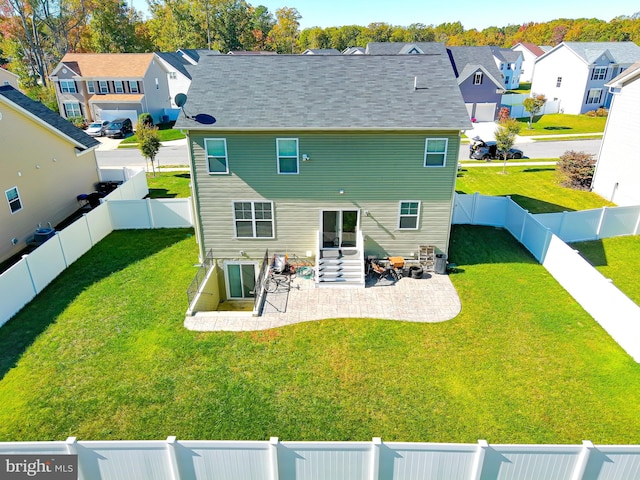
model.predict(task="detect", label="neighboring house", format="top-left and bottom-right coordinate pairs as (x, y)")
top-left (447, 46), bottom-right (505, 121)
top-left (50, 53), bottom-right (174, 126)
top-left (174, 53), bottom-right (470, 296)
top-left (0, 85), bottom-right (100, 263)
top-left (302, 49), bottom-right (341, 55)
top-left (0, 67), bottom-right (19, 89)
top-left (226, 51), bottom-right (277, 55)
top-left (592, 61), bottom-right (640, 206)
top-left (156, 50), bottom-right (215, 120)
top-left (342, 47), bottom-right (365, 55)
top-left (365, 42), bottom-right (444, 55)
top-left (490, 46), bottom-right (523, 90)
top-left (530, 41), bottom-right (640, 115)
top-left (512, 42), bottom-right (546, 83)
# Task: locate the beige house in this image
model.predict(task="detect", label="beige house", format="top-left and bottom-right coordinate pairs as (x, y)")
top-left (49, 53), bottom-right (174, 126)
top-left (0, 67), bottom-right (19, 89)
top-left (0, 85), bottom-right (100, 264)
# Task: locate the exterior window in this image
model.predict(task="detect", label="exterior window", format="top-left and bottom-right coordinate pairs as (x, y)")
top-left (586, 88), bottom-right (603, 104)
top-left (87, 81), bottom-right (95, 93)
top-left (205, 138), bottom-right (228, 174)
top-left (398, 201), bottom-right (420, 230)
top-left (233, 201), bottom-right (274, 238)
top-left (129, 81), bottom-right (139, 93)
top-left (507, 63), bottom-right (512, 70)
top-left (505, 76), bottom-right (510, 85)
top-left (99, 81), bottom-right (109, 93)
top-left (2, 81), bottom-right (9, 86)
top-left (276, 138), bottom-right (299, 174)
top-left (155, 78), bottom-right (159, 89)
top-left (424, 138), bottom-right (448, 167)
top-left (59, 80), bottom-right (76, 93)
top-left (591, 67), bottom-right (607, 81)
top-left (556, 77), bottom-right (562, 87)
top-left (5, 187), bottom-right (22, 214)
top-left (63, 102), bottom-right (81, 117)
top-left (473, 72), bottom-right (483, 85)
top-left (169, 72), bottom-right (177, 79)
top-left (114, 80), bottom-right (124, 93)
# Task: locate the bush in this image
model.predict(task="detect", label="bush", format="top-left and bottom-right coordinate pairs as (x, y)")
top-left (498, 107), bottom-right (510, 123)
top-left (585, 107), bottom-right (608, 117)
top-left (138, 112), bottom-right (154, 127)
top-left (68, 116), bottom-right (87, 129)
top-left (557, 150), bottom-right (596, 190)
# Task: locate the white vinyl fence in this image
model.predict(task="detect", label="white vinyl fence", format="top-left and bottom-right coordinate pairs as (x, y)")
top-left (453, 193), bottom-right (640, 362)
top-left (500, 93), bottom-right (561, 117)
top-left (0, 437), bottom-right (638, 480)
top-left (0, 171), bottom-right (193, 327)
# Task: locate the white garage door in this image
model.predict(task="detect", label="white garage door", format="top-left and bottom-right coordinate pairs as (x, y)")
top-left (465, 103), bottom-right (474, 118)
top-left (473, 103), bottom-right (496, 122)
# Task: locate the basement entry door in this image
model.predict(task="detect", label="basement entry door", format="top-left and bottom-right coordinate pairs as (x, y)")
top-left (226, 262), bottom-right (256, 299)
top-left (321, 210), bottom-right (359, 249)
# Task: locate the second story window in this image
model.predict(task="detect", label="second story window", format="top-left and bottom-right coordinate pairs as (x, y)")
top-left (276, 138), bottom-right (299, 174)
top-left (59, 80), bottom-right (76, 93)
top-left (556, 77), bottom-right (562, 87)
top-left (5, 187), bottom-right (22, 214)
top-left (168, 72), bottom-right (177, 79)
top-left (87, 81), bottom-right (95, 94)
top-left (129, 81), bottom-right (139, 93)
top-left (591, 67), bottom-right (607, 81)
top-left (114, 81), bottom-right (124, 93)
top-left (205, 138), bottom-right (228, 174)
top-left (99, 81), bottom-right (109, 94)
top-left (398, 201), bottom-right (420, 230)
top-left (424, 138), bottom-right (448, 167)
top-left (473, 72), bottom-right (483, 85)
top-left (586, 88), bottom-right (603, 104)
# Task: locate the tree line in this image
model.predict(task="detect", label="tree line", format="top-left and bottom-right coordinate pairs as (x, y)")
top-left (1, 0), bottom-right (639, 103)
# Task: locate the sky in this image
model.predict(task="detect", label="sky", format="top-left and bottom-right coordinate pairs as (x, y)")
top-left (252, 0), bottom-right (639, 31)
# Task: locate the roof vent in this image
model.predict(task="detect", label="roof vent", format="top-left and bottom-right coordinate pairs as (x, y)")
top-left (413, 76), bottom-right (429, 91)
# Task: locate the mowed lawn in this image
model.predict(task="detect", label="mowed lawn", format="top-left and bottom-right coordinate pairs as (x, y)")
top-left (456, 166), bottom-right (615, 213)
top-left (516, 114), bottom-right (607, 136)
top-left (1, 227), bottom-right (640, 444)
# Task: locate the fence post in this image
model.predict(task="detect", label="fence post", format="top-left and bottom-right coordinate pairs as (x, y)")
top-left (269, 437), bottom-right (280, 480)
top-left (369, 437), bottom-right (381, 480)
top-left (470, 439), bottom-right (489, 480)
top-left (634, 207), bottom-right (640, 235)
top-left (166, 436), bottom-right (182, 480)
top-left (558, 211), bottom-right (568, 240)
top-left (471, 192), bottom-right (479, 224)
top-left (83, 214), bottom-right (94, 247)
top-left (520, 211), bottom-right (529, 242)
top-left (22, 254), bottom-right (38, 296)
top-left (596, 207), bottom-right (607, 240)
top-left (147, 198), bottom-right (156, 229)
top-left (65, 437), bottom-right (86, 480)
top-left (56, 232), bottom-right (68, 268)
top-left (569, 440), bottom-right (594, 480)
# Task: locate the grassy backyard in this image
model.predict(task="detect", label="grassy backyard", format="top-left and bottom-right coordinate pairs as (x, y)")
top-left (456, 166), bottom-right (614, 213)
top-left (1, 227), bottom-right (640, 443)
top-left (147, 172), bottom-right (191, 198)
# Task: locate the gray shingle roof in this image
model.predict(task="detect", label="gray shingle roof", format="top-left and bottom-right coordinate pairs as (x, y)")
top-left (157, 52), bottom-right (193, 79)
top-left (490, 46), bottom-right (521, 64)
top-left (560, 42), bottom-right (640, 64)
top-left (447, 46), bottom-right (505, 87)
top-left (302, 49), bottom-right (341, 55)
top-left (174, 54), bottom-right (471, 131)
top-left (0, 85), bottom-right (99, 150)
top-left (365, 42), bottom-right (446, 55)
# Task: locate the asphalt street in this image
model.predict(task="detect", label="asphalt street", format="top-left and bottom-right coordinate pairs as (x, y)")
top-left (95, 138), bottom-right (603, 168)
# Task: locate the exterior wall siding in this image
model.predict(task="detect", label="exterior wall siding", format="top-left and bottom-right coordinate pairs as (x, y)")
top-left (0, 101), bottom-right (99, 262)
top-left (189, 131), bottom-right (460, 263)
top-left (459, 75), bottom-right (501, 120)
top-left (592, 77), bottom-right (640, 205)
top-left (142, 60), bottom-right (172, 123)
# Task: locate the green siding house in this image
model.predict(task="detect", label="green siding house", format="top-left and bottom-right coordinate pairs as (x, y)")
top-left (175, 53), bottom-right (470, 295)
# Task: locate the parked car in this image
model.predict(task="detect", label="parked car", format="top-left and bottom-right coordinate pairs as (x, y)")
top-left (85, 121), bottom-right (109, 137)
top-left (469, 138), bottom-right (523, 160)
top-left (104, 118), bottom-right (133, 138)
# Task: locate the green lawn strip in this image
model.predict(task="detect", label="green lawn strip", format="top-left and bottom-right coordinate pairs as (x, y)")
top-left (531, 134), bottom-right (603, 142)
top-left (120, 127), bottom-right (185, 146)
top-left (146, 172), bottom-right (191, 198)
top-left (456, 166), bottom-right (615, 213)
top-left (1, 227), bottom-right (640, 443)
top-left (516, 114), bottom-right (606, 136)
top-left (570, 236), bottom-right (640, 305)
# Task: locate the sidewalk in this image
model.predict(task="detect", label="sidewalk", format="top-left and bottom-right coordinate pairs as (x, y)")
top-left (95, 136), bottom-right (187, 152)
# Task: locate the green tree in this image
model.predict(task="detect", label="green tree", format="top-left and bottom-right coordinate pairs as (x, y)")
top-left (494, 118), bottom-right (521, 174)
top-left (523, 93), bottom-right (547, 128)
top-left (89, 0), bottom-right (140, 53)
top-left (137, 123), bottom-right (161, 176)
top-left (266, 6), bottom-right (300, 53)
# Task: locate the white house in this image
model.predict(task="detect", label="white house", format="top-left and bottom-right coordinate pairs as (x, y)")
top-left (591, 61), bottom-right (640, 206)
top-left (0, 67), bottom-right (19, 89)
top-left (530, 42), bottom-right (640, 115)
top-left (490, 46), bottom-right (523, 90)
top-left (511, 42), bottom-right (546, 83)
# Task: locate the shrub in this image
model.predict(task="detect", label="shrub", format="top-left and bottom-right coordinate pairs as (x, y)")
top-left (68, 116), bottom-right (87, 129)
top-left (585, 107), bottom-right (608, 117)
top-left (557, 150), bottom-right (596, 190)
top-left (138, 112), bottom-right (154, 127)
top-left (498, 107), bottom-right (510, 123)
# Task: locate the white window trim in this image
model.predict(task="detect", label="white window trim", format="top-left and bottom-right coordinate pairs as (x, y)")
top-left (473, 72), bottom-right (483, 85)
top-left (586, 88), bottom-right (603, 104)
top-left (63, 102), bottom-right (81, 117)
top-left (591, 67), bottom-right (607, 81)
top-left (398, 201), bottom-right (421, 230)
top-left (204, 138), bottom-right (229, 174)
top-left (423, 138), bottom-right (448, 168)
top-left (114, 80), bottom-right (124, 93)
top-left (5, 186), bottom-right (22, 214)
top-left (99, 80), bottom-right (109, 93)
top-left (60, 79), bottom-right (76, 93)
top-left (232, 200), bottom-right (275, 239)
top-left (129, 81), bottom-right (139, 93)
top-left (87, 81), bottom-right (95, 94)
top-left (223, 261), bottom-right (258, 299)
top-left (276, 138), bottom-right (299, 174)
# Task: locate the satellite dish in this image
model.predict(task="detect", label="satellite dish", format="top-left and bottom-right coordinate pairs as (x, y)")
top-left (194, 113), bottom-right (216, 125)
top-left (175, 93), bottom-right (188, 108)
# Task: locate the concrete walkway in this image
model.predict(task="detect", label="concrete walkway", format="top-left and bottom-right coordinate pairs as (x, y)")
top-left (184, 273), bottom-right (461, 332)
